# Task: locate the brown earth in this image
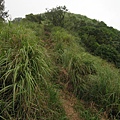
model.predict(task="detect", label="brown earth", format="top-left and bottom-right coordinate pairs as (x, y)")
top-left (60, 91), bottom-right (82, 120)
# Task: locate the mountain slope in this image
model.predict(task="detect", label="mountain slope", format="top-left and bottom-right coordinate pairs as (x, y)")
top-left (0, 9), bottom-right (120, 119)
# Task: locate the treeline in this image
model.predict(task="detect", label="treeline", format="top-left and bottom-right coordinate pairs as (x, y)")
top-left (13, 6), bottom-right (120, 68)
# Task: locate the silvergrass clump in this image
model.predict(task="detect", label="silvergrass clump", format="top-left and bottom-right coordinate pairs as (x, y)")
top-left (51, 27), bottom-right (96, 94)
top-left (87, 59), bottom-right (120, 119)
top-left (0, 24), bottom-right (53, 119)
top-left (61, 51), bottom-right (96, 94)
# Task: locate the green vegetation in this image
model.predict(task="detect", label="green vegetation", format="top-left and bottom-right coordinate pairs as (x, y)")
top-left (64, 13), bottom-right (120, 68)
top-left (25, 13), bottom-right (44, 24)
top-left (0, 24), bottom-right (67, 119)
top-left (0, 5), bottom-right (120, 120)
top-left (0, 0), bottom-right (4, 19)
top-left (0, 0), bottom-right (5, 22)
top-left (45, 6), bottom-right (68, 27)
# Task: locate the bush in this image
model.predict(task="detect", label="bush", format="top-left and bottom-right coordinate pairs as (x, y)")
top-left (95, 44), bottom-right (120, 67)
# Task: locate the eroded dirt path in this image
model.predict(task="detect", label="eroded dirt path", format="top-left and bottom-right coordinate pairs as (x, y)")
top-left (60, 91), bottom-right (81, 120)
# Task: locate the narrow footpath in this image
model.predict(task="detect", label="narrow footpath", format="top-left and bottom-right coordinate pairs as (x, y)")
top-left (60, 91), bottom-right (82, 120)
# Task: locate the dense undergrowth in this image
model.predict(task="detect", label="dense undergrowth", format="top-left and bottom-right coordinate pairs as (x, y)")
top-left (0, 24), bottom-right (67, 120)
top-left (49, 27), bottom-right (120, 119)
top-left (64, 13), bottom-right (120, 68)
top-left (0, 20), bottom-right (120, 120)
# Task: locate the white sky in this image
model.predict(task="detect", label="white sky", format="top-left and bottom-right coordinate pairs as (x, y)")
top-left (5, 0), bottom-right (120, 30)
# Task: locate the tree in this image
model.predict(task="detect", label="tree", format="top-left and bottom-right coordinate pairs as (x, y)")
top-left (0, 0), bottom-right (4, 20)
top-left (0, 0), bottom-right (8, 21)
top-left (45, 6), bottom-right (68, 27)
top-left (13, 17), bottom-right (22, 22)
top-left (25, 13), bottom-right (43, 24)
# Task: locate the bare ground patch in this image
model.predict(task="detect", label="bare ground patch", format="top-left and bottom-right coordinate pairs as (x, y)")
top-left (60, 91), bottom-right (82, 120)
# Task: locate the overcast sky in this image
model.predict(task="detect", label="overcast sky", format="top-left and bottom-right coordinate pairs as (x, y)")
top-left (5, 0), bottom-right (120, 30)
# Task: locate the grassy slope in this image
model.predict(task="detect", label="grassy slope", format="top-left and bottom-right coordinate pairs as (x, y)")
top-left (48, 26), bottom-right (120, 120)
top-left (0, 23), bottom-right (67, 120)
top-left (0, 22), bottom-right (120, 120)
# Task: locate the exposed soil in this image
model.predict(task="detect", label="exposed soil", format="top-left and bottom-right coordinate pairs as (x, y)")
top-left (60, 91), bottom-right (81, 120)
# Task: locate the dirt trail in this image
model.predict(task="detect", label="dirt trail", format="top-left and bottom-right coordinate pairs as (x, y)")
top-left (60, 91), bottom-right (81, 120)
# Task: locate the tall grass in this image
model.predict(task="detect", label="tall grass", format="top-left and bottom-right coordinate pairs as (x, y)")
top-left (87, 58), bottom-right (120, 119)
top-left (50, 26), bottom-right (120, 119)
top-left (1, 23), bottom-right (120, 119)
top-left (51, 27), bottom-right (95, 84)
top-left (0, 24), bottom-right (67, 119)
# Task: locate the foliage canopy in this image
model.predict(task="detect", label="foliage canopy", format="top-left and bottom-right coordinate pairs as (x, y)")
top-left (45, 5), bottom-right (68, 27)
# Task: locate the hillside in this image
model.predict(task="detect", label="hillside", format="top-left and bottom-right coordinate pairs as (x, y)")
top-left (0, 6), bottom-right (120, 120)
top-left (64, 12), bottom-right (120, 68)
top-left (21, 7), bottom-right (120, 68)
